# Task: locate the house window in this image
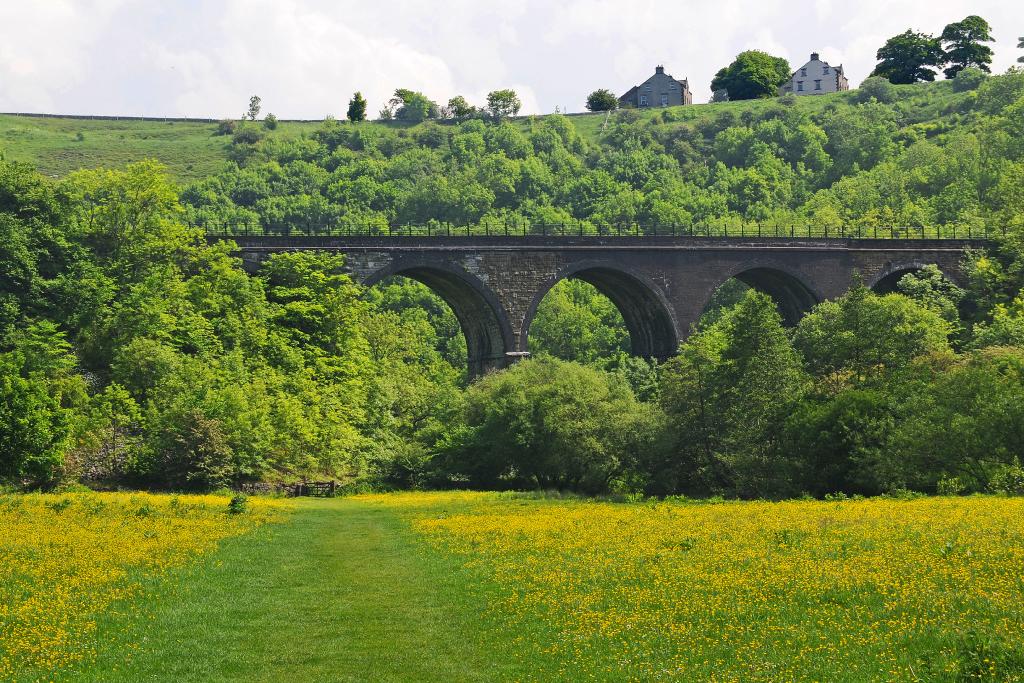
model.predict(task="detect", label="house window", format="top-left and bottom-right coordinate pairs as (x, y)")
top-left (797, 81), bottom-right (804, 91)
top-left (801, 68), bottom-right (807, 76)
top-left (660, 95), bottom-right (669, 106)
top-left (823, 65), bottom-right (830, 74)
top-left (814, 80), bottom-right (822, 90)
top-left (639, 95), bottom-right (648, 106)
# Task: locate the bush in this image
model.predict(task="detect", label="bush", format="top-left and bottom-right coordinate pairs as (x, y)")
top-left (988, 459), bottom-right (1024, 495)
top-left (443, 357), bottom-right (660, 493)
top-left (854, 76), bottom-right (897, 104)
top-left (215, 119), bottom-right (237, 136)
top-left (263, 113), bottom-right (279, 130)
top-left (936, 474), bottom-right (967, 495)
top-left (228, 493), bottom-right (248, 514)
top-left (975, 68), bottom-right (1024, 114)
top-left (232, 126), bottom-right (264, 145)
top-left (585, 89), bottom-right (618, 112)
top-left (952, 67), bottom-right (988, 92)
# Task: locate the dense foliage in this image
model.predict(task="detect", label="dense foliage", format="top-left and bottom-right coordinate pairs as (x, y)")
top-left (184, 71), bottom-right (1024, 234)
top-left (710, 50), bottom-right (791, 101)
top-left (2, 69), bottom-right (1024, 498)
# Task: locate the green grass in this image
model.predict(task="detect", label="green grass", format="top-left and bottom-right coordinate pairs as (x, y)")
top-left (0, 115), bottom-right (232, 183)
top-left (20, 491), bottom-right (1024, 682)
top-left (59, 497), bottom-right (542, 683)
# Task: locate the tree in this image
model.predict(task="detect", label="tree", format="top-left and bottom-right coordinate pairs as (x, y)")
top-left (940, 15), bottom-right (995, 79)
top-left (1019, 37), bottom-right (1024, 63)
top-left (659, 291), bottom-right (808, 497)
top-left (347, 91), bottom-right (367, 123)
top-left (442, 95), bottom-right (476, 120)
top-left (793, 285), bottom-right (951, 388)
top-left (486, 89), bottom-right (522, 120)
top-left (0, 322), bottom-right (83, 485)
top-left (247, 95), bottom-right (262, 121)
top-left (585, 89), bottom-right (618, 112)
top-left (896, 265), bottom-right (965, 335)
top-left (888, 348), bottom-right (1024, 492)
top-left (388, 89), bottom-right (440, 123)
top-left (710, 51), bottom-right (791, 101)
top-left (529, 280), bottom-right (628, 363)
top-left (870, 30), bottom-right (946, 84)
top-left (443, 357), bottom-right (659, 493)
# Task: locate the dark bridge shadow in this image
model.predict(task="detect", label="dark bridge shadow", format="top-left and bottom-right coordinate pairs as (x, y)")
top-left (730, 267), bottom-right (821, 326)
top-left (524, 264), bottom-right (679, 360)
top-left (869, 263), bottom-right (931, 294)
top-left (364, 262), bottom-right (514, 377)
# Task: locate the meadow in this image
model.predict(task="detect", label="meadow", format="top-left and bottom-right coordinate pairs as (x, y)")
top-left (0, 492), bottom-right (286, 681)
top-left (3, 491), bottom-right (1023, 681)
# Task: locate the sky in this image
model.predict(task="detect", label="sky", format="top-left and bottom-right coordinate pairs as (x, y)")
top-left (0, 0), bottom-right (1022, 118)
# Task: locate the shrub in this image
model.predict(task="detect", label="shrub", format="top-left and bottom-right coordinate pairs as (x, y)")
top-left (975, 68), bottom-right (1024, 114)
top-left (988, 459), bottom-right (1024, 495)
top-left (232, 126), bottom-right (264, 145)
top-left (215, 119), bottom-right (237, 136)
top-left (952, 67), bottom-right (988, 92)
top-left (585, 89), bottom-right (618, 112)
top-left (854, 76), bottom-right (897, 104)
top-left (443, 357), bottom-right (660, 493)
top-left (263, 113), bottom-right (279, 130)
top-left (937, 474), bottom-right (966, 495)
top-left (228, 493), bottom-right (248, 514)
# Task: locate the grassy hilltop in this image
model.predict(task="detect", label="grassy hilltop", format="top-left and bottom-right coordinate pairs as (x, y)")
top-left (0, 80), bottom-right (964, 184)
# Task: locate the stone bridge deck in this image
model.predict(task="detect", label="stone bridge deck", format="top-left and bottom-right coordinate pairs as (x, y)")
top-left (224, 235), bottom-right (987, 375)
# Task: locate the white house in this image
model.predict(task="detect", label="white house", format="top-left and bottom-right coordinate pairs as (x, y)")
top-left (779, 52), bottom-right (849, 96)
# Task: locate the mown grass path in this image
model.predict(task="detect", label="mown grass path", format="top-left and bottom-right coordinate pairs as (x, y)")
top-left (65, 498), bottom-right (529, 683)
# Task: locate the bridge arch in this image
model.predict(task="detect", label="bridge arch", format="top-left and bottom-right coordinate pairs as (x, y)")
top-left (521, 261), bottom-right (679, 360)
top-left (363, 259), bottom-right (515, 377)
top-left (705, 263), bottom-right (823, 326)
top-left (868, 262), bottom-right (960, 294)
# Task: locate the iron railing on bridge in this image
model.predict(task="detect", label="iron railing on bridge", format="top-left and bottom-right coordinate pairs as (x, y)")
top-left (201, 221), bottom-right (1004, 241)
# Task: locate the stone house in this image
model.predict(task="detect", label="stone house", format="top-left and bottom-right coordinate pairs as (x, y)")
top-left (779, 52), bottom-right (849, 95)
top-left (619, 66), bottom-right (693, 108)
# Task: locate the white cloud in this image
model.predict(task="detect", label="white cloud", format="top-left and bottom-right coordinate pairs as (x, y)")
top-left (0, 0), bottom-right (1021, 116)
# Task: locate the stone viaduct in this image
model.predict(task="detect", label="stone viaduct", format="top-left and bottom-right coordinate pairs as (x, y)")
top-left (227, 235), bottom-right (984, 376)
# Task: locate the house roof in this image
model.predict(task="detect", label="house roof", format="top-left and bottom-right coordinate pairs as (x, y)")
top-left (619, 68), bottom-right (690, 100)
top-left (788, 53), bottom-right (844, 79)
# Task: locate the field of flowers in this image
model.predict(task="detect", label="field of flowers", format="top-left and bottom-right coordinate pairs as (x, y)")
top-left (0, 492), bottom-right (286, 680)
top-left (396, 492), bottom-right (1024, 682)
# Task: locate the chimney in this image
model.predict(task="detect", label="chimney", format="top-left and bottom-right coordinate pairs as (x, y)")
top-left (655, 65), bottom-right (665, 74)
top-left (810, 52), bottom-right (820, 61)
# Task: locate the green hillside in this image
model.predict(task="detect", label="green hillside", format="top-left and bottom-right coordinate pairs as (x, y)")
top-left (0, 79), bottom-right (967, 185)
